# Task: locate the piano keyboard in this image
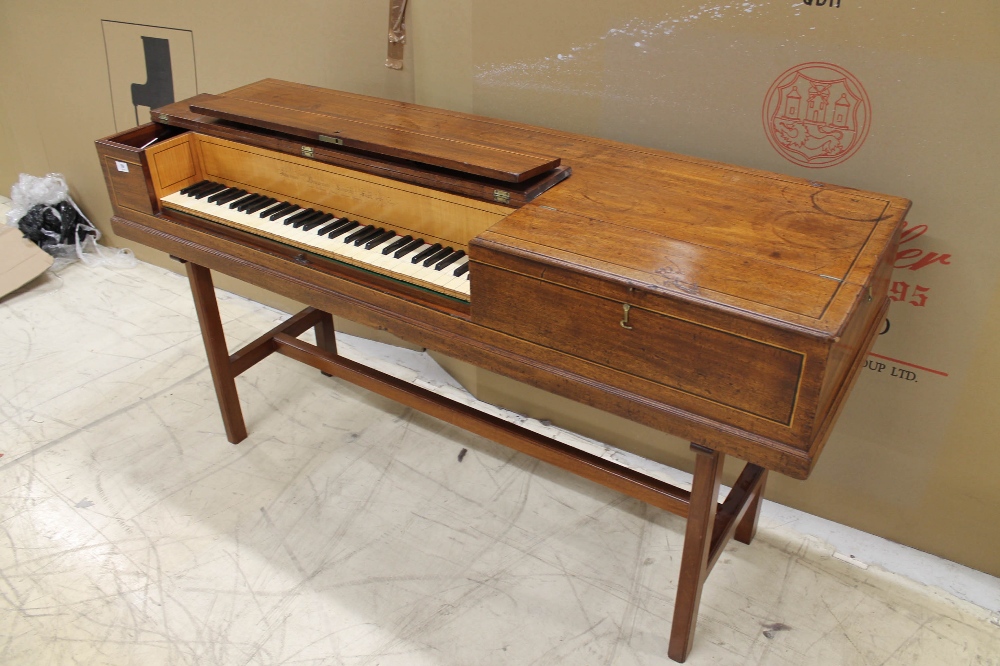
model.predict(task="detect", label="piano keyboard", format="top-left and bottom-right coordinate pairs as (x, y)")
top-left (160, 181), bottom-right (471, 300)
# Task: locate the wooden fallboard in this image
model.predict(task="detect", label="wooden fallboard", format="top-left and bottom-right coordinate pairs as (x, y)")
top-left (189, 92), bottom-right (561, 183)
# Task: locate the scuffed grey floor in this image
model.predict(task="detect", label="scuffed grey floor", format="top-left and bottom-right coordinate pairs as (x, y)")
top-left (1, 262), bottom-right (998, 665)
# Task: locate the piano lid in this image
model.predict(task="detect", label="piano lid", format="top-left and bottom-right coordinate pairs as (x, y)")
top-left (187, 87), bottom-right (561, 184)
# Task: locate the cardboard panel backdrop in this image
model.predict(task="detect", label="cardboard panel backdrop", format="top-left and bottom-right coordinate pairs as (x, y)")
top-left (417, 0), bottom-right (1000, 575)
top-left (1, 0), bottom-right (997, 575)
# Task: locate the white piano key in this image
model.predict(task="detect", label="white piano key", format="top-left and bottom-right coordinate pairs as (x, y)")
top-left (385, 243), bottom-right (435, 279)
top-left (440, 258), bottom-right (471, 289)
top-left (337, 234), bottom-right (381, 260)
top-left (443, 272), bottom-right (471, 295)
top-left (429, 258), bottom-right (468, 286)
top-left (441, 273), bottom-right (470, 292)
top-left (356, 244), bottom-right (398, 271)
top-left (398, 243), bottom-right (434, 264)
top-left (410, 253), bottom-right (456, 285)
top-left (431, 250), bottom-right (465, 274)
top-left (411, 248), bottom-right (446, 275)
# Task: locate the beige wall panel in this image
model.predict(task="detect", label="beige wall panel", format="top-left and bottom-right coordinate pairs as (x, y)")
top-left (0, 0), bottom-right (411, 325)
top-left (409, 0), bottom-right (474, 113)
top-left (0, 102), bottom-right (25, 199)
top-left (444, 0), bottom-right (998, 574)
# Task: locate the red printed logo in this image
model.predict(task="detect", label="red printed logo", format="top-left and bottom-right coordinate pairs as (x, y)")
top-left (763, 62), bottom-right (871, 168)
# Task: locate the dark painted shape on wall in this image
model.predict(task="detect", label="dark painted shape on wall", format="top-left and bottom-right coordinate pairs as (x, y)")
top-left (130, 36), bottom-right (174, 124)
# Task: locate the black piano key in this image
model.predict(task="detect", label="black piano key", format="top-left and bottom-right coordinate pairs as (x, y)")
top-left (193, 180), bottom-right (222, 192)
top-left (284, 208), bottom-right (315, 226)
top-left (227, 190), bottom-right (254, 210)
top-left (192, 183), bottom-right (226, 199)
top-left (217, 189), bottom-right (250, 205)
top-left (245, 197), bottom-right (278, 214)
top-left (229, 192), bottom-right (264, 212)
top-left (260, 201), bottom-right (292, 217)
top-left (412, 243), bottom-right (442, 264)
top-left (435, 250), bottom-right (465, 271)
top-left (205, 187), bottom-right (240, 203)
top-left (328, 220), bottom-right (359, 239)
top-left (343, 224), bottom-right (376, 244)
top-left (231, 191), bottom-right (257, 206)
top-left (213, 187), bottom-right (250, 206)
top-left (293, 210), bottom-right (325, 229)
top-left (352, 227), bottom-right (385, 246)
top-left (236, 196), bottom-right (278, 215)
top-left (182, 182), bottom-right (214, 198)
top-left (186, 180), bottom-right (218, 197)
top-left (394, 238), bottom-right (424, 259)
top-left (306, 213), bottom-right (336, 233)
top-left (365, 231), bottom-right (395, 250)
top-left (453, 262), bottom-right (470, 277)
top-left (268, 204), bottom-right (299, 222)
top-left (209, 188), bottom-right (240, 204)
top-left (271, 204), bottom-right (301, 221)
top-left (344, 224), bottom-right (378, 243)
top-left (180, 180), bottom-right (210, 195)
top-left (236, 193), bottom-right (266, 210)
top-left (213, 189), bottom-right (248, 205)
top-left (292, 210), bottom-right (326, 231)
top-left (224, 192), bottom-right (251, 209)
top-left (382, 235), bottom-right (412, 255)
top-left (423, 247), bottom-right (453, 267)
top-left (315, 217), bottom-right (345, 236)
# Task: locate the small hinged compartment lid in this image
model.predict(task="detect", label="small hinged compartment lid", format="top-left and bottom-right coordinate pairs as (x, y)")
top-left (472, 170), bottom-right (910, 340)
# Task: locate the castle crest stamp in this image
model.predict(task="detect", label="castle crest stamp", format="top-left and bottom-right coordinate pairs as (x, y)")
top-left (763, 62), bottom-right (871, 168)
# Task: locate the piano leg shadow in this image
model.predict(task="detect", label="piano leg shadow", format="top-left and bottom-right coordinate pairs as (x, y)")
top-left (180, 257), bottom-right (769, 664)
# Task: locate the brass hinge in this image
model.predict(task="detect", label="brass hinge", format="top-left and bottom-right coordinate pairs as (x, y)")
top-left (493, 189), bottom-right (511, 204)
top-left (319, 134), bottom-right (344, 145)
top-left (301, 146), bottom-right (314, 158)
top-left (157, 113), bottom-right (170, 122)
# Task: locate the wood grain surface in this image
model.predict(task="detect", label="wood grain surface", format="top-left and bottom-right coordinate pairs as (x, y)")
top-left (151, 96), bottom-right (572, 207)
top-left (190, 93), bottom-right (561, 183)
top-left (170, 80), bottom-right (910, 334)
top-left (98, 79), bottom-right (912, 477)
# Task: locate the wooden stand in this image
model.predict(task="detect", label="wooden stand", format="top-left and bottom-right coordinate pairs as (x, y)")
top-left (183, 260), bottom-right (768, 663)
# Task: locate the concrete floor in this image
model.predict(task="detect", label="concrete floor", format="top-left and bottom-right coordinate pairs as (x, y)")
top-left (1, 260), bottom-right (998, 665)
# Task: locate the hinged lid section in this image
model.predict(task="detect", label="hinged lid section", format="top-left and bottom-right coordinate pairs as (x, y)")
top-left (188, 94), bottom-right (561, 183)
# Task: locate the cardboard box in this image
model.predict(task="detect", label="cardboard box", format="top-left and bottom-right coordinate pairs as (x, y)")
top-left (0, 197), bottom-right (53, 299)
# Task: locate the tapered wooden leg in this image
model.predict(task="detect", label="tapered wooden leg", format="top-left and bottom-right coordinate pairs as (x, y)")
top-left (313, 311), bottom-right (337, 376)
top-left (735, 469), bottom-right (767, 545)
top-left (668, 444), bottom-right (725, 663)
top-left (185, 262), bottom-right (248, 444)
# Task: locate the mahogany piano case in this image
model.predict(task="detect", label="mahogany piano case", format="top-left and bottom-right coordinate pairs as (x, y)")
top-left (95, 79), bottom-right (909, 480)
